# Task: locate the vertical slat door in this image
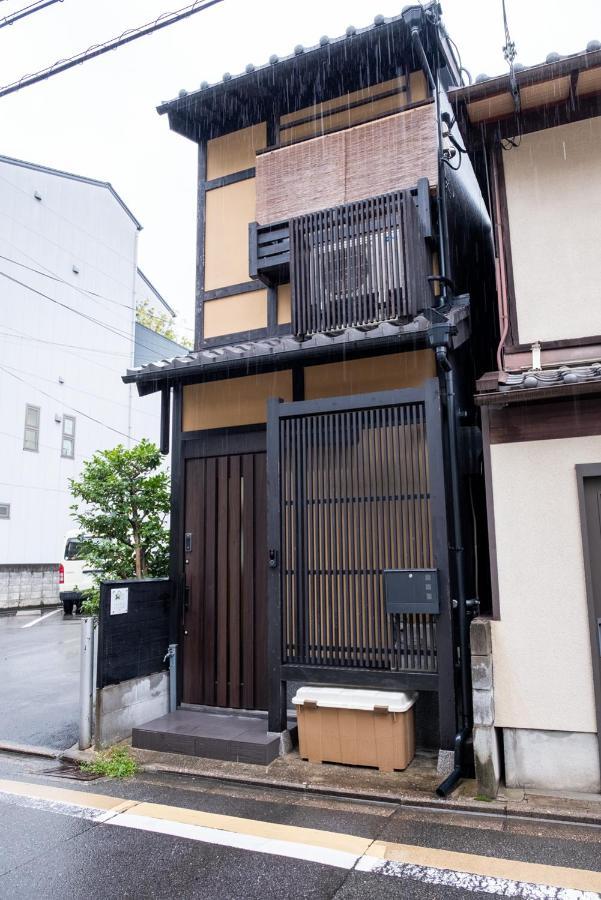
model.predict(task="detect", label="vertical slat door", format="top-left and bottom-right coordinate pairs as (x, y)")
top-left (278, 387), bottom-right (443, 674)
top-left (182, 452), bottom-right (268, 709)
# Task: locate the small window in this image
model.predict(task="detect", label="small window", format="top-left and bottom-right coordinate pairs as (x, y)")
top-left (23, 404), bottom-right (40, 452)
top-left (0, 503), bottom-right (10, 519)
top-left (64, 537), bottom-right (81, 560)
top-left (61, 415), bottom-right (76, 459)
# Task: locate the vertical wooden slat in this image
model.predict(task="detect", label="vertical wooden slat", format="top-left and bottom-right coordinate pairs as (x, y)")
top-left (241, 453), bottom-right (255, 709)
top-left (216, 456), bottom-right (229, 707)
top-left (253, 453), bottom-right (268, 710)
top-left (203, 457), bottom-right (217, 705)
top-left (227, 455), bottom-right (241, 708)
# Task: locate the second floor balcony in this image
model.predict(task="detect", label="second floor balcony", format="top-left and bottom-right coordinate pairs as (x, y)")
top-left (249, 102), bottom-right (437, 338)
top-left (250, 183), bottom-right (434, 337)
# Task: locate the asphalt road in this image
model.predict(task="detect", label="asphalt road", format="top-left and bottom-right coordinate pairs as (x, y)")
top-left (0, 751), bottom-right (600, 899)
top-left (0, 610), bottom-right (81, 749)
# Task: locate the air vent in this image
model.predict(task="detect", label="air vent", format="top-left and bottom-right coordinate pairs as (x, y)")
top-left (0, 503), bottom-right (10, 519)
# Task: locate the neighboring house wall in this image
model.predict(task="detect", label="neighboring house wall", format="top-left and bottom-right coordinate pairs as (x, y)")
top-left (486, 432), bottom-right (601, 792)
top-left (0, 158), bottom-right (179, 604)
top-left (503, 116), bottom-right (601, 344)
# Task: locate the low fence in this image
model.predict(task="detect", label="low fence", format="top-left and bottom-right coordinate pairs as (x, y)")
top-left (94, 578), bottom-right (173, 748)
top-left (0, 563), bottom-right (59, 611)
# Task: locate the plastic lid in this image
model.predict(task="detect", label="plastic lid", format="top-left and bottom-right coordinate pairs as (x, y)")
top-left (291, 686), bottom-right (417, 713)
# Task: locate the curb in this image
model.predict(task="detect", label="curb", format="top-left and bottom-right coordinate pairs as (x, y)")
top-left (1, 741), bottom-right (598, 828)
top-left (138, 761), bottom-right (601, 828)
top-left (0, 740), bottom-right (94, 764)
top-left (0, 740), bottom-right (59, 759)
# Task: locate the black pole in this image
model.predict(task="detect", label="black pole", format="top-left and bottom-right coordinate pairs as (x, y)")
top-left (435, 345), bottom-right (473, 797)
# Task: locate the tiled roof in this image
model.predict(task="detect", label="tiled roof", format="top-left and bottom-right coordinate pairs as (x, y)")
top-left (501, 364), bottom-right (601, 391)
top-left (123, 304), bottom-right (470, 393)
top-left (158, 5), bottom-right (441, 115)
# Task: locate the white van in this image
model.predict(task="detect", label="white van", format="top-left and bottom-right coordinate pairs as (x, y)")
top-left (59, 530), bottom-right (96, 615)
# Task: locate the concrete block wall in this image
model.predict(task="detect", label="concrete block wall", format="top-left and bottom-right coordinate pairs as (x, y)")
top-left (0, 564), bottom-right (59, 611)
top-left (95, 671), bottom-right (169, 748)
top-left (470, 617), bottom-right (502, 798)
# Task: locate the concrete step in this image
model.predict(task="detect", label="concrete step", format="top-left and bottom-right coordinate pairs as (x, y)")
top-left (132, 708), bottom-right (297, 766)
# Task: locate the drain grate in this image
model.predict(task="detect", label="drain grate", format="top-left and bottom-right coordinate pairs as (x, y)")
top-left (42, 764), bottom-right (103, 782)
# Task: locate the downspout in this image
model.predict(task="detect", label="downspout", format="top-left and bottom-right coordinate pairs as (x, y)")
top-left (434, 344), bottom-right (474, 797)
top-left (410, 16), bottom-right (475, 794)
top-left (410, 23), bottom-right (452, 308)
top-left (491, 151), bottom-right (509, 372)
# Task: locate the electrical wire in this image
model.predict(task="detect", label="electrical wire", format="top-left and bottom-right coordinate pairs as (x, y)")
top-left (1, 361), bottom-right (160, 418)
top-left (0, 363), bottom-right (141, 443)
top-left (0, 326), bottom-right (131, 357)
top-left (501, 0), bottom-right (521, 115)
top-left (0, 268), bottom-right (182, 363)
top-left (0, 0), bottom-right (62, 30)
top-left (0, 0), bottom-right (225, 98)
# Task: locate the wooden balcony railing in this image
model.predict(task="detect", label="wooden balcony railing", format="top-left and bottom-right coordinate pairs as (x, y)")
top-left (290, 188), bottom-right (431, 336)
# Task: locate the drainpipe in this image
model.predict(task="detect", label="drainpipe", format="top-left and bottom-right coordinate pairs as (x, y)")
top-left (434, 343), bottom-right (474, 797)
top-left (409, 11), bottom-right (475, 792)
top-left (410, 20), bottom-right (452, 308)
top-left (491, 152), bottom-right (510, 373)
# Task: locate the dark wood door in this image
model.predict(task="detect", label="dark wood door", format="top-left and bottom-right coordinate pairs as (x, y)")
top-left (581, 474), bottom-right (601, 767)
top-left (182, 453), bottom-right (268, 710)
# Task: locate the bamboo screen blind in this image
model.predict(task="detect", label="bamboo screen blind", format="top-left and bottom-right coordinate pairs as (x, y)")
top-left (256, 103), bottom-right (437, 225)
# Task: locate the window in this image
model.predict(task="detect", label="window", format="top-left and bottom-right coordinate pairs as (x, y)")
top-left (64, 537), bottom-right (81, 560)
top-left (61, 415), bottom-right (76, 459)
top-left (23, 405), bottom-right (40, 452)
top-left (0, 503), bottom-right (10, 519)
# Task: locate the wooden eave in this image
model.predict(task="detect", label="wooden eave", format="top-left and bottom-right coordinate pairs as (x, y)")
top-left (449, 48), bottom-right (601, 128)
top-left (155, 10), bottom-right (454, 144)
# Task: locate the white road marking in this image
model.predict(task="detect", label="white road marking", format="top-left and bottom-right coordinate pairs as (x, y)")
top-left (356, 856), bottom-right (601, 899)
top-left (110, 812), bottom-right (361, 869)
top-left (0, 782), bottom-right (598, 899)
top-left (21, 609), bottom-right (61, 628)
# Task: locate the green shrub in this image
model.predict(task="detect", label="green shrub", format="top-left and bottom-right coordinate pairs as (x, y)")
top-left (81, 745), bottom-right (138, 779)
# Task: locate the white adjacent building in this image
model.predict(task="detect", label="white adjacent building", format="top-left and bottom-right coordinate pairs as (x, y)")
top-left (0, 155), bottom-right (183, 609)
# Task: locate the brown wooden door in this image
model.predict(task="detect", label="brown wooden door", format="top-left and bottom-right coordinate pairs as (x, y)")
top-left (182, 453), bottom-right (268, 710)
top-left (581, 473), bottom-right (601, 769)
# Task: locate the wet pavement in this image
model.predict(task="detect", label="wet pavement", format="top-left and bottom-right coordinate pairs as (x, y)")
top-left (0, 751), bottom-right (599, 899)
top-left (0, 610), bottom-right (80, 749)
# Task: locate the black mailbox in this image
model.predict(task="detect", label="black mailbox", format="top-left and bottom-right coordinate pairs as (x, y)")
top-left (384, 568), bottom-right (440, 615)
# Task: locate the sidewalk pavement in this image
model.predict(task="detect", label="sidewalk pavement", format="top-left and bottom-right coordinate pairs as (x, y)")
top-left (2, 737), bottom-right (600, 826)
top-left (129, 744), bottom-right (601, 826)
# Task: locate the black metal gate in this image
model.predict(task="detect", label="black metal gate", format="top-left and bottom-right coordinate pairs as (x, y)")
top-left (267, 381), bottom-right (456, 744)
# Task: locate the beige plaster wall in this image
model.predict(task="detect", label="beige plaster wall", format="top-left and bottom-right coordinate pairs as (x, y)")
top-left (204, 178), bottom-right (256, 291)
top-left (182, 370), bottom-right (293, 431)
top-left (503, 116), bottom-right (601, 344)
top-left (304, 350), bottom-right (436, 400)
top-left (489, 434), bottom-right (601, 733)
top-left (203, 289), bottom-right (268, 339)
top-left (277, 283), bottom-right (291, 325)
top-left (206, 123), bottom-right (266, 180)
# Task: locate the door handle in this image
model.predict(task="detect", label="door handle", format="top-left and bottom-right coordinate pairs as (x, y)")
top-left (597, 618), bottom-right (601, 657)
top-left (185, 532), bottom-right (192, 553)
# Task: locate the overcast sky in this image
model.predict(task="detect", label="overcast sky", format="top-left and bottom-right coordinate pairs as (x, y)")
top-left (0, 0), bottom-right (598, 338)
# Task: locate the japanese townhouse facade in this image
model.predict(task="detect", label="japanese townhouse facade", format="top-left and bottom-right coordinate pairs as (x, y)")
top-left (125, 6), bottom-right (496, 781)
top-left (452, 47), bottom-right (601, 793)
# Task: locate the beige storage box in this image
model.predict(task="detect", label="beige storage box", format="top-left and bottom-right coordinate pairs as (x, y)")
top-left (292, 687), bottom-right (417, 773)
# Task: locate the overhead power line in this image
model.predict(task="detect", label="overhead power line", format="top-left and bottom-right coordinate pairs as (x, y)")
top-left (0, 0), bottom-right (224, 99)
top-left (0, 363), bottom-right (141, 444)
top-left (0, 268), bottom-right (179, 363)
top-left (0, 0), bottom-right (62, 31)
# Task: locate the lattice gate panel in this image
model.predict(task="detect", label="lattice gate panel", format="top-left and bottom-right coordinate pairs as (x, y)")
top-left (280, 399), bottom-right (438, 672)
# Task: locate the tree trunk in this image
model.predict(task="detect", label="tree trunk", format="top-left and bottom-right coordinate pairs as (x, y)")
top-left (133, 529), bottom-right (143, 578)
